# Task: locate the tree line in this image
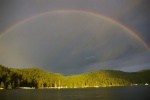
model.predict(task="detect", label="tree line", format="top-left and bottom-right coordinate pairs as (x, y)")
top-left (0, 65), bottom-right (150, 89)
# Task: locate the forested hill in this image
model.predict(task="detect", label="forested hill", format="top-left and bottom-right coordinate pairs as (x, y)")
top-left (0, 65), bottom-right (150, 89)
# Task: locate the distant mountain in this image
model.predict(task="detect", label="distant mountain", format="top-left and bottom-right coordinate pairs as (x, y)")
top-left (0, 65), bottom-right (150, 89)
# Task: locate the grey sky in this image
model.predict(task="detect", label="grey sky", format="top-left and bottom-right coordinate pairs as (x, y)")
top-left (0, 0), bottom-right (150, 75)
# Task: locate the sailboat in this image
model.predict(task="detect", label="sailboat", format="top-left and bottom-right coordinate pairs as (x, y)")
top-left (94, 81), bottom-right (99, 88)
top-left (0, 87), bottom-right (4, 90)
top-left (58, 80), bottom-right (61, 89)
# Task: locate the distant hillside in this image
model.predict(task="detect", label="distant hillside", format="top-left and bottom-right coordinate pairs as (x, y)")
top-left (0, 65), bottom-right (150, 89)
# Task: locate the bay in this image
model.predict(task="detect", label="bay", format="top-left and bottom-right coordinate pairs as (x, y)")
top-left (0, 86), bottom-right (150, 100)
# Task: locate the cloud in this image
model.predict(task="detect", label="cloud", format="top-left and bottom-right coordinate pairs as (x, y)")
top-left (0, 11), bottom-right (149, 75)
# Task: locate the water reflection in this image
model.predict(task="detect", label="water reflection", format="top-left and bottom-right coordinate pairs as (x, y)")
top-left (0, 86), bottom-right (150, 100)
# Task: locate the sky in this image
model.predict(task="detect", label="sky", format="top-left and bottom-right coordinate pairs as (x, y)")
top-left (0, 0), bottom-right (150, 75)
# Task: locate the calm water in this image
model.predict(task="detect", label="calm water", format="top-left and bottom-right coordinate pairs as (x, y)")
top-left (0, 86), bottom-right (150, 100)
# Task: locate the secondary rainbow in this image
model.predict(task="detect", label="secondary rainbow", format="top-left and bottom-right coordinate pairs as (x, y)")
top-left (1, 9), bottom-right (149, 50)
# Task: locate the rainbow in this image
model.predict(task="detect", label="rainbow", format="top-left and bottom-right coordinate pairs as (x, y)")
top-left (1, 9), bottom-right (149, 50)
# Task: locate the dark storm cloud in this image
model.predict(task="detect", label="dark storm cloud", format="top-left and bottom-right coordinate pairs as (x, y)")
top-left (114, 0), bottom-right (150, 45)
top-left (0, 11), bottom-right (149, 75)
top-left (0, 0), bottom-right (150, 75)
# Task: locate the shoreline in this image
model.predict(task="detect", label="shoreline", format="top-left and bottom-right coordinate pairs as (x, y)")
top-left (2, 85), bottom-right (149, 90)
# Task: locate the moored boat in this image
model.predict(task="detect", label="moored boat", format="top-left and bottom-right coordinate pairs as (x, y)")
top-left (18, 87), bottom-right (35, 89)
top-left (0, 87), bottom-right (4, 90)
